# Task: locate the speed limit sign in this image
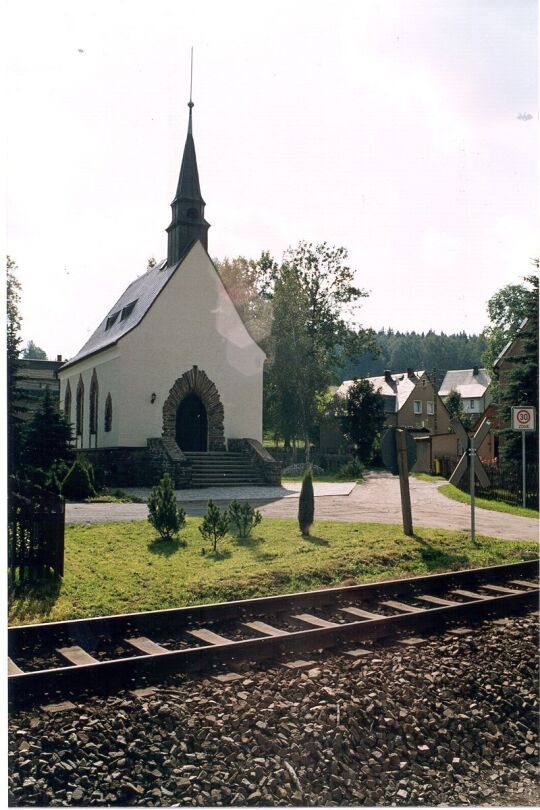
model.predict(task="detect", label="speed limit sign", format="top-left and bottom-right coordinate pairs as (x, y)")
top-left (512, 406), bottom-right (536, 431)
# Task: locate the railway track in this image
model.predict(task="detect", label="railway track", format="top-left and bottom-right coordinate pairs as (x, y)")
top-left (9, 559), bottom-right (539, 708)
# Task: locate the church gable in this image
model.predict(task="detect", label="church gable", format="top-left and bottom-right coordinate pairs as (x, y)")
top-left (123, 240), bottom-right (265, 362)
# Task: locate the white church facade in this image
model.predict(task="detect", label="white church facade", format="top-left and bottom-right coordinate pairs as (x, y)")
top-left (58, 99), bottom-right (279, 487)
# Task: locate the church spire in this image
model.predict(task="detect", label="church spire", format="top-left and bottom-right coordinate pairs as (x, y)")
top-left (166, 51), bottom-right (210, 266)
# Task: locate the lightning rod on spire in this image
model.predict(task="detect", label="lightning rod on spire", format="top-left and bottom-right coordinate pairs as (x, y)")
top-left (189, 47), bottom-right (194, 107)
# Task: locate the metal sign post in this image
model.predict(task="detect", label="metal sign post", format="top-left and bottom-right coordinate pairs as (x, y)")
top-left (449, 417), bottom-right (492, 543)
top-left (511, 406), bottom-right (536, 508)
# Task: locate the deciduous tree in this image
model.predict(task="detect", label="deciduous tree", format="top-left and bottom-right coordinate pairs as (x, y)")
top-left (339, 379), bottom-right (386, 462)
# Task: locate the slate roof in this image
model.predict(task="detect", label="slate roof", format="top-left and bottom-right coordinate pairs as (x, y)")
top-left (439, 368), bottom-right (491, 399)
top-left (175, 124), bottom-right (204, 203)
top-left (61, 240), bottom-right (265, 371)
top-left (61, 255), bottom-right (178, 370)
top-left (336, 371), bottom-right (426, 413)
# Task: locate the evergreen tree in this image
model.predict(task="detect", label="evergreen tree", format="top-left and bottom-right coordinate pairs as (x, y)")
top-left (199, 500), bottom-right (229, 553)
top-left (7, 256), bottom-right (25, 476)
top-left (20, 388), bottom-right (74, 472)
top-left (298, 465), bottom-right (315, 536)
top-left (147, 473), bottom-right (186, 540)
top-left (228, 500), bottom-right (262, 538)
top-left (498, 272), bottom-right (539, 468)
top-left (339, 379), bottom-right (386, 462)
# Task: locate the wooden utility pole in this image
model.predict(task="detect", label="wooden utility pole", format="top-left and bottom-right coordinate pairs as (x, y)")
top-left (396, 429), bottom-right (413, 536)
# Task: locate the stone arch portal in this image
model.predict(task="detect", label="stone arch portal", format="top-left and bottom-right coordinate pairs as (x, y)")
top-left (162, 366), bottom-right (225, 452)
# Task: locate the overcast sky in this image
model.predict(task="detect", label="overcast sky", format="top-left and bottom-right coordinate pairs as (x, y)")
top-left (6, 0), bottom-right (538, 361)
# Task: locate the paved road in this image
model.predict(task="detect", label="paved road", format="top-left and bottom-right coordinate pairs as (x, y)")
top-left (66, 472), bottom-right (539, 542)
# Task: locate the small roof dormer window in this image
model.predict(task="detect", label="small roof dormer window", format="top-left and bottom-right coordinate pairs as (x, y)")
top-left (120, 300), bottom-right (138, 321)
top-left (105, 311), bottom-right (120, 330)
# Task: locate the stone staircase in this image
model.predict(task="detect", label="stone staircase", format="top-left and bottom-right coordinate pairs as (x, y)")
top-left (183, 452), bottom-right (267, 488)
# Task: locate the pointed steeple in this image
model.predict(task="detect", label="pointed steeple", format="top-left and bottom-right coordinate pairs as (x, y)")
top-left (166, 65), bottom-right (210, 266)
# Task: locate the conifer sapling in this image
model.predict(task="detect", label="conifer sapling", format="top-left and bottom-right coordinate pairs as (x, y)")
top-left (147, 473), bottom-right (186, 541)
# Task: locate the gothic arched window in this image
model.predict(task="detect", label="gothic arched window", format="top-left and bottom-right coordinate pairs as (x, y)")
top-left (89, 370), bottom-right (99, 436)
top-left (76, 376), bottom-right (84, 437)
top-left (104, 393), bottom-right (112, 433)
top-left (64, 381), bottom-right (72, 423)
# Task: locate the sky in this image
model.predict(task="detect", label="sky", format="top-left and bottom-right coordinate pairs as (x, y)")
top-left (6, 0), bottom-right (539, 361)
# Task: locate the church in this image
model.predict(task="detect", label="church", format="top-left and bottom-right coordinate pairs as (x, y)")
top-left (58, 98), bottom-right (279, 488)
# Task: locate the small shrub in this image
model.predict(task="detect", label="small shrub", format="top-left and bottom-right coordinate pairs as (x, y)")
top-left (282, 463), bottom-right (324, 477)
top-left (228, 500), bottom-right (262, 538)
top-left (298, 465), bottom-right (315, 536)
top-left (199, 499), bottom-right (229, 553)
top-left (337, 458), bottom-right (364, 480)
top-left (77, 456), bottom-right (96, 491)
top-left (62, 459), bottom-right (96, 501)
top-left (147, 473), bottom-right (186, 540)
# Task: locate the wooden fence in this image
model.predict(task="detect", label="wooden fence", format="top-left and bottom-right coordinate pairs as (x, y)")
top-left (8, 484), bottom-right (65, 583)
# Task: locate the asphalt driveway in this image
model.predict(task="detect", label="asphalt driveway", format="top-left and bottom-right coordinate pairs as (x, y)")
top-left (65, 472), bottom-right (539, 542)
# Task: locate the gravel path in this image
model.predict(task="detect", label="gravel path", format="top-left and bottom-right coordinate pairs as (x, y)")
top-left (66, 473), bottom-right (539, 542)
top-left (9, 612), bottom-right (539, 806)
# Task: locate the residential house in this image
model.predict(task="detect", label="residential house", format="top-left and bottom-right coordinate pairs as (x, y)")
top-left (320, 369), bottom-right (451, 453)
top-left (439, 367), bottom-right (492, 419)
top-left (15, 357), bottom-right (64, 420)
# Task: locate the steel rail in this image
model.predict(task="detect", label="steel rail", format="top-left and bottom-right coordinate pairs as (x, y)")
top-left (9, 581), bottom-right (539, 708)
top-left (9, 559), bottom-right (539, 645)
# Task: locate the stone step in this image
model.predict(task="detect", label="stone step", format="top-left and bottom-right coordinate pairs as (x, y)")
top-left (190, 481), bottom-right (267, 488)
top-left (190, 472), bottom-right (264, 480)
top-left (189, 465), bottom-right (256, 472)
top-left (184, 453), bottom-right (246, 459)
top-left (191, 474), bottom-right (260, 480)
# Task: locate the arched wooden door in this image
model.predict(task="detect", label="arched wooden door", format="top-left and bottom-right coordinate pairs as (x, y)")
top-left (175, 393), bottom-right (208, 452)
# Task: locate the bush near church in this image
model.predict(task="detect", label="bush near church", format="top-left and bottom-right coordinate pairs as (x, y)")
top-left (298, 465), bottom-right (315, 536)
top-left (199, 500), bottom-right (229, 553)
top-left (147, 473), bottom-right (186, 541)
top-left (62, 459), bottom-right (96, 501)
top-left (228, 500), bottom-right (262, 539)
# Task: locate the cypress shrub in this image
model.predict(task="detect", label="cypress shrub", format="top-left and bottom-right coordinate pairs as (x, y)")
top-left (62, 459), bottom-right (96, 501)
top-left (147, 473), bottom-right (186, 540)
top-left (298, 464), bottom-right (314, 536)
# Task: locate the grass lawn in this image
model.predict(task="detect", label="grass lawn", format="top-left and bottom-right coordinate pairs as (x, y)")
top-left (8, 517), bottom-right (537, 626)
top-left (438, 483), bottom-right (540, 519)
top-left (411, 472), bottom-right (447, 484)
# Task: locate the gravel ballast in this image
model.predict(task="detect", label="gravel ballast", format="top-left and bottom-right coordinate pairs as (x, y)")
top-left (8, 612), bottom-right (539, 807)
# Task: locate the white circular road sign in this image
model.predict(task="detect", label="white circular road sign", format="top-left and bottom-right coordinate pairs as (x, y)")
top-left (512, 406), bottom-right (536, 431)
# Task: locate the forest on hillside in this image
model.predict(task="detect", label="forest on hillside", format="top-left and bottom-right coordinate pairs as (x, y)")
top-left (339, 329), bottom-right (487, 387)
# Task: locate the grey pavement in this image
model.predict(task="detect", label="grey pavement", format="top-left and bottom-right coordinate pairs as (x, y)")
top-left (65, 472), bottom-right (540, 542)
top-left (123, 481), bottom-right (357, 501)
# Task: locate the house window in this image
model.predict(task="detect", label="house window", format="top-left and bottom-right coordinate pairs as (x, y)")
top-left (105, 312), bottom-right (120, 330)
top-left (64, 381), bottom-right (72, 421)
top-left (468, 399), bottom-right (476, 410)
top-left (422, 378), bottom-right (427, 388)
top-left (76, 376), bottom-right (84, 437)
top-left (104, 393), bottom-right (112, 433)
top-left (427, 401), bottom-right (434, 415)
top-left (413, 400), bottom-right (422, 415)
top-left (89, 371), bottom-right (98, 435)
top-left (120, 300), bottom-right (138, 321)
